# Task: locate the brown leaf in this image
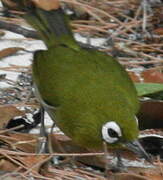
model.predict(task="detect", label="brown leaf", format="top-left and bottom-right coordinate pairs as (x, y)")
top-left (0, 158), bottom-right (18, 172)
top-left (0, 105), bottom-right (25, 128)
top-left (6, 132), bottom-right (37, 153)
top-left (31, 0), bottom-right (60, 10)
top-left (142, 69), bottom-right (163, 83)
top-left (128, 71), bottom-right (141, 82)
top-left (0, 47), bottom-right (24, 59)
top-left (154, 28), bottom-right (163, 35)
top-left (138, 100), bottom-right (163, 130)
top-left (146, 175), bottom-right (163, 180)
top-left (18, 155), bottom-right (48, 173)
top-left (111, 173), bottom-right (149, 180)
top-left (1, 0), bottom-right (17, 8)
top-left (128, 70), bottom-right (163, 83)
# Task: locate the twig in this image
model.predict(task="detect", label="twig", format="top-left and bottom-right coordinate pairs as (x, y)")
top-left (0, 151), bottom-right (37, 174)
top-left (23, 155), bottom-right (53, 176)
top-left (0, 148), bottom-right (105, 157)
top-left (0, 20), bottom-right (38, 39)
top-left (0, 125), bottom-right (25, 134)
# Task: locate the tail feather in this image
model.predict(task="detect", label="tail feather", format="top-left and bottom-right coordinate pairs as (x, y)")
top-left (24, 8), bottom-right (55, 46)
top-left (3, 0), bottom-right (80, 49)
top-left (24, 7), bottom-right (79, 49)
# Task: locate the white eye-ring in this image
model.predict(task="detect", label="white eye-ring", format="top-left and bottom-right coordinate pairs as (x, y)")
top-left (102, 121), bottom-right (122, 144)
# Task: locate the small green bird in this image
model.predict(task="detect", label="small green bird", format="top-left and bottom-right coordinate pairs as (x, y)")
top-left (24, 1), bottom-right (150, 162)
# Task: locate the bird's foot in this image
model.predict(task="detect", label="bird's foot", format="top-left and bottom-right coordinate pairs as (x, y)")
top-left (115, 150), bottom-right (127, 172)
top-left (111, 165), bottom-right (127, 173)
top-left (104, 157), bottom-right (127, 177)
top-left (52, 156), bottom-right (77, 168)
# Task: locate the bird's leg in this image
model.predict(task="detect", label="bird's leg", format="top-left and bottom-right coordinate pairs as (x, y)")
top-left (49, 121), bottom-right (61, 165)
top-left (50, 122), bottom-right (65, 153)
top-left (103, 142), bottom-right (127, 174)
top-left (50, 122), bottom-right (77, 167)
top-left (37, 106), bottom-right (49, 154)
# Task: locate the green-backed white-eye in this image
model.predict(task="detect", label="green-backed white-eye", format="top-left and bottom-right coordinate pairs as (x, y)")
top-left (21, 0), bottom-right (150, 163)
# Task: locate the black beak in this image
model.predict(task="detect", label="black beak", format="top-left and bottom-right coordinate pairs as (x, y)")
top-left (125, 140), bottom-right (152, 163)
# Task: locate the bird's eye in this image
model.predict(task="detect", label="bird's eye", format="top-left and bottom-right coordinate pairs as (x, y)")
top-left (107, 128), bottom-right (119, 138)
top-left (102, 121), bottom-right (122, 144)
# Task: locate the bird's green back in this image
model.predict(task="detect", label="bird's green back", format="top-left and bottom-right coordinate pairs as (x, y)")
top-left (24, 7), bottom-right (140, 149)
top-left (33, 45), bottom-right (139, 149)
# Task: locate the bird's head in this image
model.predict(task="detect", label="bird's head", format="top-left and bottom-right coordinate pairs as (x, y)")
top-left (101, 116), bottom-right (151, 162)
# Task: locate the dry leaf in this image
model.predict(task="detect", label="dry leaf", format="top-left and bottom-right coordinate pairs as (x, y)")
top-left (128, 71), bottom-right (141, 82)
top-left (32, 0), bottom-right (60, 10)
top-left (128, 70), bottom-right (163, 84)
top-left (154, 28), bottom-right (163, 35)
top-left (5, 132), bottom-right (37, 153)
top-left (0, 105), bottom-right (25, 128)
top-left (0, 47), bottom-right (24, 59)
top-left (0, 158), bottom-right (18, 172)
top-left (142, 69), bottom-right (163, 83)
top-left (146, 175), bottom-right (163, 180)
top-left (1, 0), bottom-right (17, 8)
top-left (18, 155), bottom-right (48, 173)
top-left (138, 100), bottom-right (163, 130)
top-left (111, 173), bottom-right (149, 180)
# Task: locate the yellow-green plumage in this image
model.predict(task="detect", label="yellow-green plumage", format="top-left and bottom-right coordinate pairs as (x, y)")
top-left (26, 8), bottom-right (140, 150)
